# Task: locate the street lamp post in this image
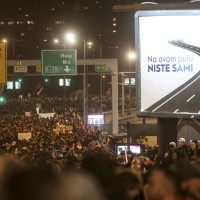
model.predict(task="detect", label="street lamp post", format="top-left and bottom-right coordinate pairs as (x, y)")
top-left (100, 74), bottom-right (102, 113)
top-left (100, 75), bottom-right (105, 113)
top-left (128, 76), bottom-right (131, 114)
top-left (2, 39), bottom-right (16, 59)
top-left (83, 40), bottom-right (87, 126)
top-left (128, 47), bottom-right (135, 114)
top-left (83, 40), bottom-right (93, 126)
top-left (54, 32), bottom-right (76, 97)
top-left (54, 34), bottom-right (91, 126)
top-left (121, 74), bottom-right (125, 117)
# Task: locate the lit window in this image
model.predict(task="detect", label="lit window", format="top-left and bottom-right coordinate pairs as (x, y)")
top-left (8, 21), bottom-right (14, 25)
top-left (27, 21), bottom-right (34, 24)
top-left (15, 81), bottom-right (21, 89)
top-left (0, 22), bottom-right (4, 25)
top-left (113, 18), bottom-right (116, 22)
top-left (65, 79), bottom-right (71, 86)
top-left (28, 27), bottom-right (33, 31)
top-left (124, 78), bottom-right (135, 85)
top-left (17, 21), bottom-right (24, 25)
top-left (47, 27), bottom-right (53, 31)
top-left (59, 78), bottom-right (71, 86)
top-left (7, 81), bottom-right (13, 89)
top-left (59, 79), bottom-right (64, 86)
top-left (113, 30), bottom-right (116, 33)
top-left (113, 23), bottom-right (116, 26)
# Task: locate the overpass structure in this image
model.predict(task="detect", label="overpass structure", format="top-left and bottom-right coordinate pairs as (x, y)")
top-left (7, 58), bottom-right (119, 134)
top-left (113, 2), bottom-right (200, 12)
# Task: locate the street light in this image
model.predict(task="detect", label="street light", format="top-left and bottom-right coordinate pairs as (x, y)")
top-left (128, 52), bottom-right (136, 60)
top-left (87, 41), bottom-right (93, 48)
top-left (100, 75), bottom-right (105, 113)
top-left (54, 38), bottom-right (59, 44)
top-left (3, 38), bottom-right (24, 60)
top-left (54, 32), bottom-right (75, 49)
top-left (65, 33), bottom-right (75, 44)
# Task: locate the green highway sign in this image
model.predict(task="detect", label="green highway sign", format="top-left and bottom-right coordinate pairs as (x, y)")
top-left (41, 49), bottom-right (77, 75)
top-left (95, 64), bottom-right (111, 73)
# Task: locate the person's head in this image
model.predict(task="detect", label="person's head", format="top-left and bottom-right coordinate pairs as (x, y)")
top-left (2, 166), bottom-right (61, 200)
top-left (144, 164), bottom-right (181, 200)
top-left (178, 138), bottom-right (186, 147)
top-left (169, 142), bottom-right (176, 149)
top-left (80, 152), bottom-right (118, 188)
top-left (167, 149), bottom-right (177, 161)
top-left (60, 171), bottom-right (105, 200)
top-left (111, 169), bottom-right (143, 200)
top-left (131, 156), bottom-right (144, 172)
top-left (192, 140), bottom-right (199, 147)
top-left (189, 141), bottom-right (196, 151)
top-left (154, 153), bottom-right (164, 165)
top-left (176, 161), bottom-right (200, 200)
top-left (175, 147), bottom-right (189, 162)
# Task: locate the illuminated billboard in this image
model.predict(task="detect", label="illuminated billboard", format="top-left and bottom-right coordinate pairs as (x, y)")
top-left (87, 114), bottom-right (104, 126)
top-left (135, 10), bottom-right (200, 118)
top-left (116, 145), bottom-right (141, 155)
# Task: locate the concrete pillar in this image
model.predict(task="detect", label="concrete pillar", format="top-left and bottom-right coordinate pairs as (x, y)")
top-left (157, 118), bottom-right (177, 153)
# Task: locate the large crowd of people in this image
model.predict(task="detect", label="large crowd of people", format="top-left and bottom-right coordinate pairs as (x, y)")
top-left (0, 95), bottom-right (200, 200)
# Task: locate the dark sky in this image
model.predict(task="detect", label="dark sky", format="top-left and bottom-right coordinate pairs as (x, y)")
top-left (0, 0), bottom-right (135, 71)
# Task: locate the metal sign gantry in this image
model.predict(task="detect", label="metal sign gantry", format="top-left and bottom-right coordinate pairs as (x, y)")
top-left (8, 59), bottom-right (119, 134)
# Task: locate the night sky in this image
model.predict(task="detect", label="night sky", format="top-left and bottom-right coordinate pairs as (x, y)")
top-left (0, 0), bottom-right (134, 71)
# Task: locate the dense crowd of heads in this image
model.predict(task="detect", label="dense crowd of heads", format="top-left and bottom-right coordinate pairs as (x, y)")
top-left (0, 96), bottom-right (200, 200)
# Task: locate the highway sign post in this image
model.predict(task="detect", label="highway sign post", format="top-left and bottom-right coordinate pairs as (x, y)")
top-left (95, 64), bottom-right (111, 72)
top-left (0, 42), bottom-right (7, 84)
top-left (41, 50), bottom-right (77, 75)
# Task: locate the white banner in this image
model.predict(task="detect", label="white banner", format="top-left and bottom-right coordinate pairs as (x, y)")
top-left (25, 112), bottom-right (31, 117)
top-left (18, 132), bottom-right (32, 141)
top-left (38, 113), bottom-right (55, 118)
top-left (14, 66), bottom-right (28, 73)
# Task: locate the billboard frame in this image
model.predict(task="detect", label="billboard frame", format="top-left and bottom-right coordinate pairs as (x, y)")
top-left (135, 9), bottom-right (200, 119)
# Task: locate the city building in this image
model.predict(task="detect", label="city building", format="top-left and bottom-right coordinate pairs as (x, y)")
top-left (0, 0), bottom-right (122, 60)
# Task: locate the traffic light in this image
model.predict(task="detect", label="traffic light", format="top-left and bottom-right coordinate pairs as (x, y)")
top-left (44, 78), bottom-right (49, 83)
top-left (0, 96), bottom-right (6, 104)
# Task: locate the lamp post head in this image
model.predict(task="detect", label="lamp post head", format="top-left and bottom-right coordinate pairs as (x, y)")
top-left (128, 52), bottom-right (136, 60)
top-left (65, 32), bottom-right (75, 44)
